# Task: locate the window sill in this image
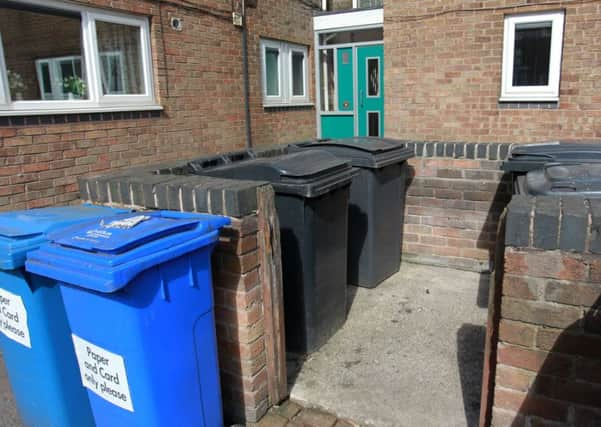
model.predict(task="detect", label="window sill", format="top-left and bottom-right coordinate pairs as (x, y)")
top-left (499, 96), bottom-right (559, 103)
top-left (263, 102), bottom-right (314, 109)
top-left (0, 104), bottom-right (163, 117)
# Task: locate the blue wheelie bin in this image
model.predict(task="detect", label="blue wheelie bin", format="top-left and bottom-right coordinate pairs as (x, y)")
top-left (0, 205), bottom-right (129, 427)
top-left (25, 211), bottom-right (230, 427)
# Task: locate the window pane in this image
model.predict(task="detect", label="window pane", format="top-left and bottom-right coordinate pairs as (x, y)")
top-left (40, 63), bottom-right (52, 98)
top-left (0, 5), bottom-right (86, 101)
top-left (292, 51), bottom-right (304, 97)
top-left (319, 28), bottom-right (383, 45)
top-left (368, 112), bottom-right (380, 137)
top-left (513, 23), bottom-right (552, 86)
top-left (320, 49), bottom-right (336, 111)
top-left (358, 0), bottom-right (383, 8)
top-left (96, 20), bottom-right (144, 95)
top-left (367, 58), bottom-right (379, 97)
top-left (265, 47), bottom-right (279, 96)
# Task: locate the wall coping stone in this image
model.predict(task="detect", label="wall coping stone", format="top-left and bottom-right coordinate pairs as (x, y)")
top-left (79, 159), bottom-right (266, 218)
top-left (505, 195), bottom-right (600, 254)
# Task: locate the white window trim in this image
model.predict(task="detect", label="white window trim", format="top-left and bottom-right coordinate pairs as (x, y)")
top-left (261, 39), bottom-right (283, 102)
top-left (0, 0), bottom-right (159, 116)
top-left (260, 39), bottom-right (311, 107)
top-left (500, 10), bottom-right (565, 102)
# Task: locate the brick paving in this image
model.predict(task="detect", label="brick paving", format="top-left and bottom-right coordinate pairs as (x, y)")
top-left (248, 400), bottom-right (360, 427)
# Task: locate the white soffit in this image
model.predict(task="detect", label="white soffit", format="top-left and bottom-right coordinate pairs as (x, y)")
top-left (314, 8), bottom-right (384, 32)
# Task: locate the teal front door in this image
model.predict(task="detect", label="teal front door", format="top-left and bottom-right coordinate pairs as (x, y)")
top-left (319, 43), bottom-right (384, 138)
top-left (357, 45), bottom-right (384, 137)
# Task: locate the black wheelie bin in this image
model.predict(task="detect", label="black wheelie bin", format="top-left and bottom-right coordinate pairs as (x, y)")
top-left (290, 138), bottom-right (414, 288)
top-left (201, 150), bottom-right (356, 354)
top-left (502, 141), bottom-right (601, 194)
top-left (524, 163), bottom-right (601, 196)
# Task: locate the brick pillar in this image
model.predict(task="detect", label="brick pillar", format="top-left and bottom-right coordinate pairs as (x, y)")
top-left (79, 162), bottom-right (286, 423)
top-left (491, 196), bottom-right (601, 427)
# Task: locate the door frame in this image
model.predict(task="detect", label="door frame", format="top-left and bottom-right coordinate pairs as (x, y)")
top-left (314, 21), bottom-right (383, 139)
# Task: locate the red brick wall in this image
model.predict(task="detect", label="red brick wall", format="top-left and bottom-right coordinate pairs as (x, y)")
top-left (0, 0), bottom-right (317, 211)
top-left (403, 142), bottom-right (512, 271)
top-left (384, 1), bottom-right (601, 143)
top-left (490, 196), bottom-right (601, 427)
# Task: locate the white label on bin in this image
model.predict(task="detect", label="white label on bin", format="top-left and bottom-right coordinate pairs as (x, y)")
top-left (72, 334), bottom-right (134, 412)
top-left (0, 289), bottom-right (31, 348)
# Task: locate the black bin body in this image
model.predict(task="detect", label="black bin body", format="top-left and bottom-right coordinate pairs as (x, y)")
top-left (290, 138), bottom-right (414, 288)
top-left (526, 163), bottom-right (601, 196)
top-left (502, 141), bottom-right (601, 194)
top-left (202, 151), bottom-right (355, 354)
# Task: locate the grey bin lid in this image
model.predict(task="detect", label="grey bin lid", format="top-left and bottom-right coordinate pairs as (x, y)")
top-left (503, 141), bottom-right (601, 173)
top-left (204, 150), bottom-right (356, 198)
top-left (526, 163), bottom-right (601, 196)
top-left (290, 137), bottom-right (415, 169)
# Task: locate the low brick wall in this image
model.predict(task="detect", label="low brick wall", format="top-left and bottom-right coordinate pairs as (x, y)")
top-left (403, 141), bottom-right (513, 272)
top-left (79, 164), bottom-right (286, 424)
top-left (491, 196), bottom-right (601, 427)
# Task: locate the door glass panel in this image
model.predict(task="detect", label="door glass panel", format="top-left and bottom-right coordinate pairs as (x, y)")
top-left (265, 47), bottom-right (279, 96)
top-left (368, 112), bottom-right (380, 137)
top-left (96, 20), bottom-right (144, 95)
top-left (513, 22), bottom-right (552, 86)
top-left (320, 49), bottom-right (336, 111)
top-left (291, 51), bottom-right (304, 96)
top-left (367, 58), bottom-right (379, 97)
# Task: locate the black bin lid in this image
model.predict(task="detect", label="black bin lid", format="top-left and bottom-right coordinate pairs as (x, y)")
top-left (290, 137), bottom-right (414, 169)
top-left (502, 140), bottom-right (601, 173)
top-left (204, 151), bottom-right (356, 198)
top-left (526, 163), bottom-right (601, 196)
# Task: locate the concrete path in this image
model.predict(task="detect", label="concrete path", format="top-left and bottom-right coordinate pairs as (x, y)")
top-left (289, 262), bottom-right (489, 427)
top-left (0, 353), bottom-right (21, 427)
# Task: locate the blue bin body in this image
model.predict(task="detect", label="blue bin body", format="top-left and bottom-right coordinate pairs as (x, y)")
top-left (0, 205), bottom-right (129, 427)
top-left (26, 211), bottom-right (230, 427)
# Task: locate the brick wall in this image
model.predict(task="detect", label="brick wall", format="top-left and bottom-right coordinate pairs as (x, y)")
top-left (490, 196), bottom-right (601, 427)
top-left (0, 0), bottom-right (317, 211)
top-left (384, 1), bottom-right (601, 143)
top-left (80, 163), bottom-right (287, 424)
top-left (404, 141), bottom-right (512, 272)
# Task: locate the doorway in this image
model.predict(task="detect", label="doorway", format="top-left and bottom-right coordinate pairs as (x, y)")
top-left (316, 27), bottom-right (384, 139)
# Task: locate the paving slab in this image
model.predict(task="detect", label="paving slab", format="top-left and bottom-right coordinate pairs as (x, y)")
top-left (289, 262), bottom-right (489, 427)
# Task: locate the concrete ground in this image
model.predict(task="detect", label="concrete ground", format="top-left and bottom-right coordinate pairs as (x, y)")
top-left (289, 262), bottom-right (489, 427)
top-left (0, 353), bottom-right (21, 427)
top-left (0, 262), bottom-right (487, 427)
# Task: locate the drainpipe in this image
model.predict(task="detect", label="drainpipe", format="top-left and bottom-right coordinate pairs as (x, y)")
top-left (241, 1), bottom-right (253, 149)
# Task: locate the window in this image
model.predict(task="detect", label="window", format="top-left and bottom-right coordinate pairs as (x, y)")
top-left (501, 11), bottom-right (565, 102)
top-left (260, 39), bottom-right (310, 107)
top-left (0, 0), bottom-right (157, 115)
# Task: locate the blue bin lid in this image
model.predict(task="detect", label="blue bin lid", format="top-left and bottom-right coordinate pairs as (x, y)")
top-left (0, 205), bottom-right (130, 270)
top-left (25, 211), bottom-right (230, 293)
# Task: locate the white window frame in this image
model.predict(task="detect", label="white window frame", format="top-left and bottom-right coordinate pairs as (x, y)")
top-left (500, 11), bottom-right (565, 102)
top-left (260, 39), bottom-right (310, 107)
top-left (0, 0), bottom-right (160, 116)
top-left (289, 48), bottom-right (308, 99)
